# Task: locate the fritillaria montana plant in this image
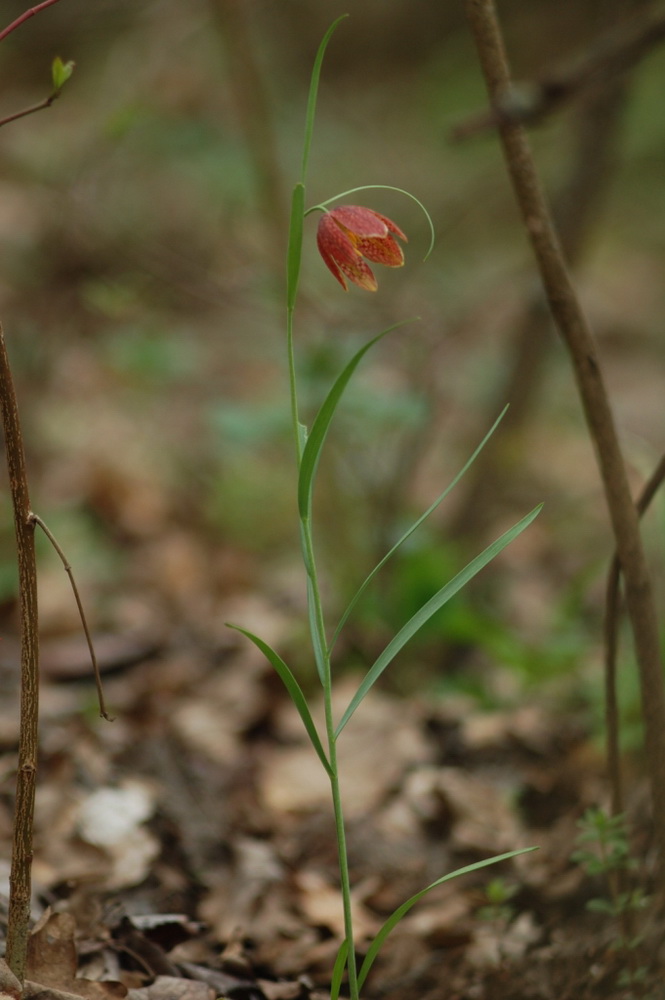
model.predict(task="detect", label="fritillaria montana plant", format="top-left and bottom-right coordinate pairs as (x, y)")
top-left (229, 17), bottom-right (539, 1000)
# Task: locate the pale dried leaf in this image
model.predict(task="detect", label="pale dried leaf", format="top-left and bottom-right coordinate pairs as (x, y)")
top-left (26, 912), bottom-right (125, 999)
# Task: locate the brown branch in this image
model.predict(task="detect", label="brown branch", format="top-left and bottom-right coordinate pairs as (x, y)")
top-left (0, 90), bottom-right (61, 130)
top-left (0, 0), bottom-right (64, 44)
top-left (464, 0), bottom-right (665, 899)
top-left (29, 513), bottom-right (113, 721)
top-left (605, 453), bottom-right (665, 818)
top-left (454, 1), bottom-right (665, 137)
top-left (0, 324), bottom-right (39, 984)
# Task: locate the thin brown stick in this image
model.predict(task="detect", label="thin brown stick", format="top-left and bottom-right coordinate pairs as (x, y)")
top-left (30, 513), bottom-right (113, 722)
top-left (0, 324), bottom-right (39, 984)
top-left (0, 0), bottom-right (64, 44)
top-left (465, 0), bottom-right (665, 899)
top-left (0, 91), bottom-right (61, 130)
top-left (605, 453), bottom-right (665, 817)
top-left (454, 1), bottom-right (665, 137)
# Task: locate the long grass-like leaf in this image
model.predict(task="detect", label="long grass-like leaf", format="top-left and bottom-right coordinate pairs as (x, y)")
top-left (300, 14), bottom-right (348, 184)
top-left (227, 623), bottom-right (332, 777)
top-left (330, 406), bottom-right (509, 649)
top-left (298, 322), bottom-right (412, 521)
top-left (329, 938), bottom-right (349, 1000)
top-left (357, 847), bottom-right (538, 990)
top-left (336, 504), bottom-right (542, 736)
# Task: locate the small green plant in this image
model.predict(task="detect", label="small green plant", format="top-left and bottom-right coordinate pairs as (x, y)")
top-left (476, 876), bottom-right (519, 924)
top-left (229, 18), bottom-right (539, 999)
top-left (572, 808), bottom-right (651, 997)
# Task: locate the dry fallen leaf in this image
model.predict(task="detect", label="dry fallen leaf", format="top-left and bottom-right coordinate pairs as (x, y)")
top-left (75, 781), bottom-right (159, 889)
top-left (25, 911), bottom-right (126, 1000)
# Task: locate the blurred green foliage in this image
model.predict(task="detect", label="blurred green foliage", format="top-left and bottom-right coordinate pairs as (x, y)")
top-left (0, 0), bottom-right (661, 726)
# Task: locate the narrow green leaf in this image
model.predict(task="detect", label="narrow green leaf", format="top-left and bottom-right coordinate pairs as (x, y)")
top-left (336, 504), bottom-right (542, 736)
top-left (331, 406), bottom-right (509, 649)
top-left (300, 15), bottom-right (348, 184)
top-left (227, 623), bottom-right (332, 777)
top-left (357, 848), bottom-right (538, 990)
top-left (287, 183), bottom-right (305, 312)
top-left (298, 321), bottom-right (412, 521)
top-left (329, 938), bottom-right (349, 1000)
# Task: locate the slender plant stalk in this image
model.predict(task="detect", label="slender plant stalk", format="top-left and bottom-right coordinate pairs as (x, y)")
top-left (464, 0), bottom-right (665, 897)
top-left (284, 19), bottom-right (359, 992)
top-left (301, 519), bottom-right (359, 999)
top-left (0, 324), bottom-right (39, 984)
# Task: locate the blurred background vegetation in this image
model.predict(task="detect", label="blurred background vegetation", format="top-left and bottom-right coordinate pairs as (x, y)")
top-left (0, 0), bottom-right (663, 730)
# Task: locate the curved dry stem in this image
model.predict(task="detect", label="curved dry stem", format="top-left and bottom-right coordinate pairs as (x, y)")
top-left (30, 513), bottom-right (113, 722)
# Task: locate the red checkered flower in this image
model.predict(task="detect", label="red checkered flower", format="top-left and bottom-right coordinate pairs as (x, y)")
top-left (316, 205), bottom-right (407, 291)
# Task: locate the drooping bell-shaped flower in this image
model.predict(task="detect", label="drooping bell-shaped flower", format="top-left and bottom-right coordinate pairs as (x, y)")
top-left (316, 205), bottom-right (407, 291)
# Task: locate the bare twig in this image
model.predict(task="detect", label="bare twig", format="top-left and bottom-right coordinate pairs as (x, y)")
top-left (0, 0), bottom-right (64, 44)
top-left (464, 0), bottom-right (665, 899)
top-left (605, 453), bottom-right (665, 817)
top-left (0, 90), bottom-right (62, 129)
top-left (29, 513), bottom-right (113, 721)
top-left (454, 1), bottom-right (665, 137)
top-left (0, 324), bottom-right (39, 984)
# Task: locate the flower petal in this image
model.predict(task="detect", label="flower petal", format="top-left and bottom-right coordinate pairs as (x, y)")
top-left (317, 214), bottom-right (378, 291)
top-left (372, 211), bottom-right (407, 244)
top-left (356, 233), bottom-right (404, 268)
top-left (335, 254), bottom-right (378, 291)
top-left (329, 205), bottom-right (389, 238)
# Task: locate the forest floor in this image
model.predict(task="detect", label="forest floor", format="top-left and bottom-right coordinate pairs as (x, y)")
top-left (0, 595), bottom-right (662, 1000)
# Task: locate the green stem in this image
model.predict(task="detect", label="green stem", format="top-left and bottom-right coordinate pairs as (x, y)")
top-left (301, 516), bottom-right (359, 1000)
top-left (328, 738), bottom-right (359, 1000)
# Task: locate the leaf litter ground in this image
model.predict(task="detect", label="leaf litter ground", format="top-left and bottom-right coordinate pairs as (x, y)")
top-left (0, 590), bottom-right (662, 1000)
